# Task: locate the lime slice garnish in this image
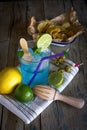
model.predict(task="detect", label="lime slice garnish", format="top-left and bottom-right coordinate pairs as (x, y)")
top-left (48, 71), bottom-right (64, 88)
top-left (37, 34), bottom-right (52, 51)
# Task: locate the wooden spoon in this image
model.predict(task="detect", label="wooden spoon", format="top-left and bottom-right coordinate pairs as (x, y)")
top-left (33, 85), bottom-right (85, 109)
top-left (20, 38), bottom-right (32, 62)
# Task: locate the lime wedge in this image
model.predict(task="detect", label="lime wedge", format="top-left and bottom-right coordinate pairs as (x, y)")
top-left (37, 34), bottom-right (52, 51)
top-left (48, 71), bottom-right (64, 88)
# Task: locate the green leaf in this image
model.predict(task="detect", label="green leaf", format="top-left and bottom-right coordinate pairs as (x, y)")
top-left (34, 48), bottom-right (42, 54)
top-left (17, 50), bottom-right (24, 58)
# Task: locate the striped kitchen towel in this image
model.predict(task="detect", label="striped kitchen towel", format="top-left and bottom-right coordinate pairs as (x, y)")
top-left (0, 59), bottom-right (79, 124)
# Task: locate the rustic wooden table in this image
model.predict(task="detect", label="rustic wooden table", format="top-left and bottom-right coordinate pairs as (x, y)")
top-left (0, 1), bottom-right (87, 130)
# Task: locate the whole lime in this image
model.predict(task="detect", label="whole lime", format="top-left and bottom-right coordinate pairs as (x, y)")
top-left (14, 84), bottom-right (34, 102)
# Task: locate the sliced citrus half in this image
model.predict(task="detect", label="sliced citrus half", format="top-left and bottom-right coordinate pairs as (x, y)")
top-left (48, 71), bottom-right (64, 88)
top-left (37, 34), bottom-right (52, 51)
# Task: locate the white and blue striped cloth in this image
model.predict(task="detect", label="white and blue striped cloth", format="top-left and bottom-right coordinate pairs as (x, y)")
top-left (0, 59), bottom-right (79, 124)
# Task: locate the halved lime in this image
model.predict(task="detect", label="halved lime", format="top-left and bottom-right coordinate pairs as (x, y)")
top-left (48, 71), bottom-right (64, 88)
top-left (37, 34), bottom-right (52, 51)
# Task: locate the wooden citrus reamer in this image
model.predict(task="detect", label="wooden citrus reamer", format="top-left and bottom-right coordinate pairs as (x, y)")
top-left (33, 85), bottom-right (85, 109)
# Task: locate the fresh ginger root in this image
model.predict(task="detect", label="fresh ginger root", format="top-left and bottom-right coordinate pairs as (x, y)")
top-left (27, 16), bottom-right (38, 39)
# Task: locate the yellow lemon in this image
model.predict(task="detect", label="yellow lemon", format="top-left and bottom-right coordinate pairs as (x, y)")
top-left (0, 67), bottom-right (22, 94)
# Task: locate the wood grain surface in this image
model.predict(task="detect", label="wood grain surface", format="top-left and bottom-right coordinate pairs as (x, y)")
top-left (0, 1), bottom-right (87, 130)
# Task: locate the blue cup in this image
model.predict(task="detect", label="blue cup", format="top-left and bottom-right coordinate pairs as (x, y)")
top-left (18, 47), bottom-right (51, 88)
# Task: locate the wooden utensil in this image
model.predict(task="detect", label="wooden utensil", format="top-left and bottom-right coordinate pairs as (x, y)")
top-left (20, 38), bottom-right (32, 62)
top-left (33, 85), bottom-right (85, 109)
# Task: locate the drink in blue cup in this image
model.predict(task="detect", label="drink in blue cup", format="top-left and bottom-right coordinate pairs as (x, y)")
top-left (18, 46), bottom-right (51, 88)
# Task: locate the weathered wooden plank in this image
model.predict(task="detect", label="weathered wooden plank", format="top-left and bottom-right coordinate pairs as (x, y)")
top-left (44, 0), bottom-right (64, 19)
top-left (6, 2), bottom-right (28, 66)
top-left (0, 105), bottom-right (3, 129)
top-left (41, 102), bottom-right (61, 130)
top-left (0, 2), bottom-right (27, 130)
top-left (0, 40), bottom-right (9, 129)
top-left (1, 108), bottom-right (24, 130)
top-left (50, 1), bottom-right (87, 130)
top-left (54, 1), bottom-right (87, 129)
top-left (1, 107), bottom-right (8, 130)
top-left (0, 40), bottom-right (9, 70)
top-left (27, 0), bottom-right (45, 21)
top-left (24, 116), bottom-right (41, 130)
top-left (63, 0), bottom-right (72, 11)
top-left (26, 0), bottom-right (45, 41)
top-left (0, 2), bottom-right (13, 40)
top-left (58, 27), bottom-right (87, 130)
